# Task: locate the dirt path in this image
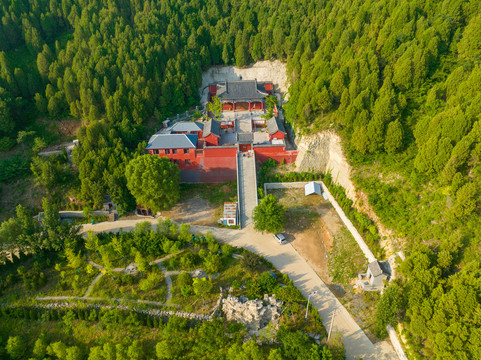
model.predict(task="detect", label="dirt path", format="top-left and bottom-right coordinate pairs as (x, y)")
top-left (83, 272), bottom-right (104, 297)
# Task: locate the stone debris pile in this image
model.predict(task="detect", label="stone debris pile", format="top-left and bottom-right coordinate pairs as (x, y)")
top-left (124, 263), bottom-right (138, 275)
top-left (222, 294), bottom-right (283, 332)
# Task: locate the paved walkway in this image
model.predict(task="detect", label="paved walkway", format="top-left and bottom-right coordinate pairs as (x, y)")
top-left (238, 152), bottom-right (258, 228)
top-left (80, 219), bottom-right (397, 360)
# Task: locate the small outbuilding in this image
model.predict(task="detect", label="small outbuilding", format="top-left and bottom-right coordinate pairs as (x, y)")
top-left (267, 116), bottom-right (287, 141)
top-left (219, 202), bottom-right (238, 227)
top-left (356, 260), bottom-right (391, 291)
top-left (305, 181), bottom-right (322, 196)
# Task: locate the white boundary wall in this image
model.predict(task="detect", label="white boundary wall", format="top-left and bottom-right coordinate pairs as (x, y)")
top-left (387, 325), bottom-right (409, 360)
top-left (264, 181), bottom-right (376, 263)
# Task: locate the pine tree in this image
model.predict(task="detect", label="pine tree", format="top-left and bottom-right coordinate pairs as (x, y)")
top-left (384, 120), bottom-right (403, 154)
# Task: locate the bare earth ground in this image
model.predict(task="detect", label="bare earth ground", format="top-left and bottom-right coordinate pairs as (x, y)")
top-left (38, 118), bottom-right (82, 139)
top-left (271, 188), bottom-right (339, 283)
top-left (162, 195), bottom-right (217, 226)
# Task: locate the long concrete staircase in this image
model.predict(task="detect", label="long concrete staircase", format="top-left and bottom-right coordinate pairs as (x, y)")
top-left (237, 151), bottom-right (258, 228)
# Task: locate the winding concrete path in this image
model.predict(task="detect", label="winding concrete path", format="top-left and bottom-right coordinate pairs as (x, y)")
top-left (80, 219), bottom-right (397, 360)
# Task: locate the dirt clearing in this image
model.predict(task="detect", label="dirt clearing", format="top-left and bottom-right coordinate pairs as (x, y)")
top-left (269, 188), bottom-right (341, 283)
top-left (162, 195), bottom-right (217, 226)
top-left (161, 182), bottom-right (237, 226)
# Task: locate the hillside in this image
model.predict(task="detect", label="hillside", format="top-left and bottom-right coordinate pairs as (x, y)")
top-left (1, 0), bottom-right (481, 358)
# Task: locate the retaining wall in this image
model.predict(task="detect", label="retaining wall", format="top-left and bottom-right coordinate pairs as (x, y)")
top-left (387, 325), bottom-right (408, 360)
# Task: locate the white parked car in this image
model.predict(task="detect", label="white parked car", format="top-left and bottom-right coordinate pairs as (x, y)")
top-left (274, 233), bottom-right (287, 244)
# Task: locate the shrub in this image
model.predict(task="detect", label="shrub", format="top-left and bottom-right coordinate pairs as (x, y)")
top-left (0, 137), bottom-right (15, 152)
top-left (221, 244), bottom-right (235, 257)
top-left (139, 272), bottom-right (164, 292)
top-left (241, 251), bottom-right (263, 272)
top-left (258, 272), bottom-right (278, 294)
top-left (180, 252), bottom-right (197, 270)
top-left (203, 252), bottom-right (223, 274)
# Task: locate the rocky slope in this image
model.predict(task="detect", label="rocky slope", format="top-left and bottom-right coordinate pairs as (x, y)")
top-left (295, 132), bottom-right (356, 200)
top-left (295, 131), bottom-right (397, 255)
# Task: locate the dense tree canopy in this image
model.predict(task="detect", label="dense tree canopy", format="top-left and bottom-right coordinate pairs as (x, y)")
top-left (125, 154), bottom-right (180, 212)
top-left (252, 194), bottom-right (285, 233)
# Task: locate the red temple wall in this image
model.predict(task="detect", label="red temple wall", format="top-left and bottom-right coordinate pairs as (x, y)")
top-left (268, 131), bottom-right (286, 141)
top-left (254, 146), bottom-right (298, 164)
top-left (148, 149), bottom-right (198, 169)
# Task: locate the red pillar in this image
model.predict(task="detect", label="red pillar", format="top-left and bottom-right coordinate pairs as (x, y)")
top-left (248, 101), bottom-right (251, 112)
top-left (233, 101), bottom-right (235, 112)
top-left (261, 101), bottom-right (264, 111)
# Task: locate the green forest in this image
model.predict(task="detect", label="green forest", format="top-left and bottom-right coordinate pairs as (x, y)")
top-left (1, 0), bottom-right (481, 358)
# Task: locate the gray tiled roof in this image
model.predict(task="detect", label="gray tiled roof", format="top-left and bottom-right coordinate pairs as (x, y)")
top-left (170, 121), bottom-right (203, 133)
top-left (146, 134), bottom-right (197, 149)
top-left (368, 261), bottom-right (383, 277)
top-left (267, 116), bottom-right (286, 135)
top-left (216, 80), bottom-right (269, 101)
top-left (203, 119), bottom-right (220, 137)
top-left (237, 133), bottom-right (254, 143)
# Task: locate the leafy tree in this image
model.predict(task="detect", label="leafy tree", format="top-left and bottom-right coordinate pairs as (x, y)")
top-left (458, 14), bottom-right (481, 61)
top-left (5, 336), bottom-right (25, 359)
top-left (47, 341), bottom-right (67, 359)
top-left (65, 246), bottom-right (83, 271)
top-left (375, 284), bottom-right (404, 337)
top-left (135, 250), bottom-right (149, 274)
top-left (0, 98), bottom-right (14, 137)
top-left (126, 155), bottom-right (180, 213)
top-left (38, 198), bottom-right (80, 252)
top-left (193, 277), bottom-right (213, 304)
top-left (32, 335), bottom-right (48, 358)
top-left (207, 96), bottom-right (222, 119)
top-left (252, 194), bottom-right (285, 233)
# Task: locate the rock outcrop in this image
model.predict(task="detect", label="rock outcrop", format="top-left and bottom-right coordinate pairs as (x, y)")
top-left (295, 131), bottom-right (356, 200)
top-left (222, 294), bottom-right (283, 333)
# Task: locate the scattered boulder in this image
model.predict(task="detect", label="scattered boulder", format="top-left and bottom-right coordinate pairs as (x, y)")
top-left (222, 294), bottom-right (283, 333)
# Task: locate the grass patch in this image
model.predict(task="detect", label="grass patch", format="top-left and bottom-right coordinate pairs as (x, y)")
top-left (0, 258), bottom-right (98, 305)
top-left (90, 271), bottom-right (167, 302)
top-left (180, 181), bottom-right (237, 206)
top-left (328, 227), bottom-right (367, 284)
